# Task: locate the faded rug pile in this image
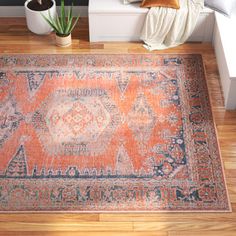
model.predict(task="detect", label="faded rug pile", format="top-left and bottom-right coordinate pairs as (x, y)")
top-left (0, 54), bottom-right (231, 212)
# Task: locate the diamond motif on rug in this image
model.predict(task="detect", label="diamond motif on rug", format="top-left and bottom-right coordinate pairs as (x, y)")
top-left (32, 89), bottom-right (121, 156)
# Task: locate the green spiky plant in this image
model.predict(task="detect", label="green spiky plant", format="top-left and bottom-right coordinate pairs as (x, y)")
top-left (42, 0), bottom-right (79, 37)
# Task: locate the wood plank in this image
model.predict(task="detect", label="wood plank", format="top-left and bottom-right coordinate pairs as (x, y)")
top-left (0, 232), bottom-right (166, 236)
top-left (168, 231), bottom-right (236, 236)
top-left (133, 222), bottom-right (236, 231)
top-left (100, 212), bottom-right (236, 223)
top-left (0, 214), bottom-right (99, 223)
top-left (0, 222), bottom-right (133, 232)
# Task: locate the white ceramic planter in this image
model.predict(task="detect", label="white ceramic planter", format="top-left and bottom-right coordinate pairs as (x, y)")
top-left (25, 0), bottom-right (57, 35)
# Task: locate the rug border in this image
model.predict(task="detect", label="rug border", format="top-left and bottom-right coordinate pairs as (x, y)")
top-left (199, 54), bottom-right (232, 213)
top-left (0, 53), bottom-right (232, 213)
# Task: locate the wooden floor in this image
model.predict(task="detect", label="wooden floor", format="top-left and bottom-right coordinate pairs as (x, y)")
top-left (0, 18), bottom-right (236, 236)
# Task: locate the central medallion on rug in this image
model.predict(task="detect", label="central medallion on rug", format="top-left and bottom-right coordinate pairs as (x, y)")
top-left (0, 54), bottom-right (230, 212)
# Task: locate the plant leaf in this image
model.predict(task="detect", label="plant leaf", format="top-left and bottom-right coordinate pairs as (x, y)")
top-left (64, 6), bottom-right (73, 34)
top-left (48, 10), bottom-right (63, 35)
top-left (48, 10), bottom-right (61, 33)
top-left (41, 13), bottom-right (60, 33)
top-left (56, 16), bottom-right (64, 34)
top-left (68, 15), bottom-right (79, 34)
top-left (67, 4), bottom-right (72, 25)
top-left (60, 0), bottom-right (66, 32)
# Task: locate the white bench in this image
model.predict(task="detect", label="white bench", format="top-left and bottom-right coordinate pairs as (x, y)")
top-left (213, 12), bottom-right (236, 109)
top-left (89, 0), bottom-right (214, 42)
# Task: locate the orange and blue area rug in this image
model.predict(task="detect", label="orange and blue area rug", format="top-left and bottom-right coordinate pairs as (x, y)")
top-left (0, 54), bottom-right (231, 212)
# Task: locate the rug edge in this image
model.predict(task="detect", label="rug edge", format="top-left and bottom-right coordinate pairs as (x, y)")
top-left (199, 54), bottom-right (232, 213)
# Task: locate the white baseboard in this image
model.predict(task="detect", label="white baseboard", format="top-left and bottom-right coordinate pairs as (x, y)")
top-left (0, 6), bottom-right (88, 17)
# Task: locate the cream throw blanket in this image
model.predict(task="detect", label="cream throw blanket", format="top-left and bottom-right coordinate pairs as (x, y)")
top-left (140, 0), bottom-right (204, 50)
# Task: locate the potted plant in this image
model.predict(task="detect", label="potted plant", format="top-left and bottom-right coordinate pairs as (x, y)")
top-left (42, 0), bottom-right (79, 47)
top-left (25, 0), bottom-right (57, 35)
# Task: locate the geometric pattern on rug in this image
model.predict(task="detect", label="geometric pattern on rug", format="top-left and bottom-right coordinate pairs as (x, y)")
top-left (0, 54), bottom-right (231, 212)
